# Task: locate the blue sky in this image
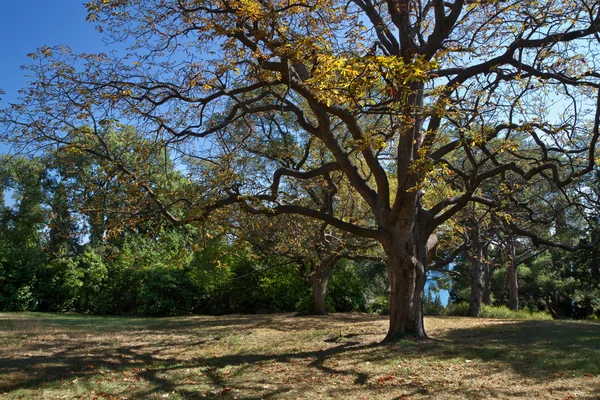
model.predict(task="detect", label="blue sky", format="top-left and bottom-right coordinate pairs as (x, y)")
top-left (0, 1), bottom-right (108, 108)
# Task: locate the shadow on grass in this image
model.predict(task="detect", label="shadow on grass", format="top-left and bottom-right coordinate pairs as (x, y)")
top-left (1, 314), bottom-right (600, 398)
top-left (429, 319), bottom-right (600, 376)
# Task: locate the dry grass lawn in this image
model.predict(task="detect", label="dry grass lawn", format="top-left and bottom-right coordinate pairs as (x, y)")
top-left (1, 312), bottom-right (599, 399)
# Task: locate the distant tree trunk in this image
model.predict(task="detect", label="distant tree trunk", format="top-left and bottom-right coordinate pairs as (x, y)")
top-left (507, 239), bottom-right (519, 310)
top-left (482, 265), bottom-right (492, 305)
top-left (309, 258), bottom-right (335, 315)
top-left (468, 244), bottom-right (484, 317)
top-left (545, 294), bottom-right (559, 319)
top-left (482, 245), bottom-right (493, 305)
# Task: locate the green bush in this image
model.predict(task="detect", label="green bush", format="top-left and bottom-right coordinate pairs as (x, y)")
top-left (75, 249), bottom-right (108, 313)
top-left (328, 261), bottom-right (367, 312)
top-left (479, 304), bottom-right (552, 320)
top-left (94, 267), bottom-right (144, 315)
top-left (295, 294), bottom-right (335, 315)
top-left (368, 295), bottom-right (390, 315)
top-left (139, 269), bottom-right (199, 316)
top-left (35, 258), bottom-right (83, 312)
top-left (444, 302), bottom-right (552, 320)
top-left (259, 264), bottom-right (309, 312)
top-left (444, 302), bottom-right (470, 316)
top-left (423, 289), bottom-right (445, 316)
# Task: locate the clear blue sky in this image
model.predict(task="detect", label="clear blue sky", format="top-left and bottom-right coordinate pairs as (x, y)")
top-left (0, 1), bottom-right (108, 108)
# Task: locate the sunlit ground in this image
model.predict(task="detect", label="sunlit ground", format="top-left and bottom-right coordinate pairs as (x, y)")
top-left (1, 312), bottom-right (599, 399)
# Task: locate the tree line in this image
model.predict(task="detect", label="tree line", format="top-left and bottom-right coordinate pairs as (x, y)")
top-left (0, 153), bottom-right (374, 315)
top-left (0, 151), bottom-right (598, 320)
top-left (2, 0), bottom-right (600, 339)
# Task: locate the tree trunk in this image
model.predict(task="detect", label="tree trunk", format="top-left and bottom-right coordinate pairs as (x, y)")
top-left (309, 261), bottom-right (333, 315)
top-left (545, 294), bottom-right (559, 320)
top-left (468, 245), bottom-right (484, 317)
top-left (386, 259), bottom-right (426, 340)
top-left (482, 260), bottom-right (493, 306)
top-left (383, 229), bottom-right (428, 341)
top-left (383, 83), bottom-right (428, 341)
top-left (507, 241), bottom-right (519, 310)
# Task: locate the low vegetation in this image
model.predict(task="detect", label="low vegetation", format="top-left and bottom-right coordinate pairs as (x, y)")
top-left (443, 303), bottom-right (553, 320)
top-left (1, 312), bottom-right (598, 399)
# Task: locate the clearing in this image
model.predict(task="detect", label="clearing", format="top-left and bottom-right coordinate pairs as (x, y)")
top-left (0, 313), bottom-right (599, 399)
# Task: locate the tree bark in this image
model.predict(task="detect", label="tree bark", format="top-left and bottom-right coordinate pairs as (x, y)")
top-left (507, 240), bottom-right (519, 310)
top-left (386, 257), bottom-right (426, 340)
top-left (468, 245), bottom-right (484, 317)
top-left (482, 257), bottom-right (493, 306)
top-left (309, 263), bottom-right (332, 315)
top-left (383, 224), bottom-right (429, 341)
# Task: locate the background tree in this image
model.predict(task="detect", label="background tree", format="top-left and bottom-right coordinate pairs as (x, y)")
top-left (238, 212), bottom-right (381, 314)
top-left (4, 0), bottom-right (600, 339)
top-left (0, 157), bottom-right (46, 311)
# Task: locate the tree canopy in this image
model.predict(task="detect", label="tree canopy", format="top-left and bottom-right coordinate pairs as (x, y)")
top-left (2, 0), bottom-right (600, 339)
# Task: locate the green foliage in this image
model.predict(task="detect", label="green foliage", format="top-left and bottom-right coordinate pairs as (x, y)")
top-left (295, 294), bottom-right (335, 315)
top-left (445, 303), bottom-right (552, 320)
top-left (257, 263), bottom-right (309, 313)
top-left (1, 152), bottom-right (598, 322)
top-left (356, 261), bottom-right (389, 301)
top-left (35, 258), bottom-right (83, 312)
top-left (0, 157), bottom-right (46, 311)
top-left (423, 288), bottom-right (444, 316)
top-left (444, 302), bottom-right (470, 316)
top-left (75, 249), bottom-right (108, 313)
top-left (368, 296), bottom-right (390, 315)
top-left (327, 260), bottom-right (367, 312)
top-left (139, 269), bottom-right (199, 316)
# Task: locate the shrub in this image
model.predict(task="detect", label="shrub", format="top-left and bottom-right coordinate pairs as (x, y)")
top-left (259, 264), bottom-right (308, 312)
top-left (444, 302), bottom-right (470, 316)
top-left (368, 295), bottom-right (390, 315)
top-left (295, 294), bottom-right (335, 315)
top-left (444, 302), bottom-right (552, 320)
top-left (479, 304), bottom-right (552, 320)
top-left (328, 261), bottom-right (367, 312)
top-left (139, 269), bottom-right (199, 316)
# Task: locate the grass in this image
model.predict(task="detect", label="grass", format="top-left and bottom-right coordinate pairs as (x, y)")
top-left (1, 313), bottom-right (599, 399)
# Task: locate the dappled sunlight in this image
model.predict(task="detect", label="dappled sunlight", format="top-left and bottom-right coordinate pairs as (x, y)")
top-left (1, 313), bottom-right (599, 399)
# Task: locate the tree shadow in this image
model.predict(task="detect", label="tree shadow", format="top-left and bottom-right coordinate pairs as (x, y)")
top-left (427, 319), bottom-right (600, 377)
top-left (2, 314), bottom-right (600, 399)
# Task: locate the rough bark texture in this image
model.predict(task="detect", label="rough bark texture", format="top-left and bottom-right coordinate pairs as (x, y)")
top-left (383, 212), bottom-right (429, 341)
top-left (310, 263), bottom-right (332, 315)
top-left (386, 256), bottom-right (426, 341)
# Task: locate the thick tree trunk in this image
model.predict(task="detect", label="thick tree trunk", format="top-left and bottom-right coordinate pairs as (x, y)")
top-left (383, 83), bottom-right (428, 341)
top-left (507, 241), bottom-right (519, 310)
top-left (468, 245), bottom-right (484, 317)
top-left (386, 258), bottom-right (426, 340)
top-left (309, 261), bottom-right (333, 315)
top-left (383, 228), bottom-right (428, 341)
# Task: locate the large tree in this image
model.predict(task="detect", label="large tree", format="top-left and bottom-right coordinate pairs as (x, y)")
top-left (3, 0), bottom-right (600, 339)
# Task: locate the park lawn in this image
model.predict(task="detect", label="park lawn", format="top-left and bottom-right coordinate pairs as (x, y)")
top-left (0, 313), bottom-right (599, 399)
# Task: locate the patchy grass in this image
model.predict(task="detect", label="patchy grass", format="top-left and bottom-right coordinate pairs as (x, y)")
top-left (1, 313), bottom-right (599, 399)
